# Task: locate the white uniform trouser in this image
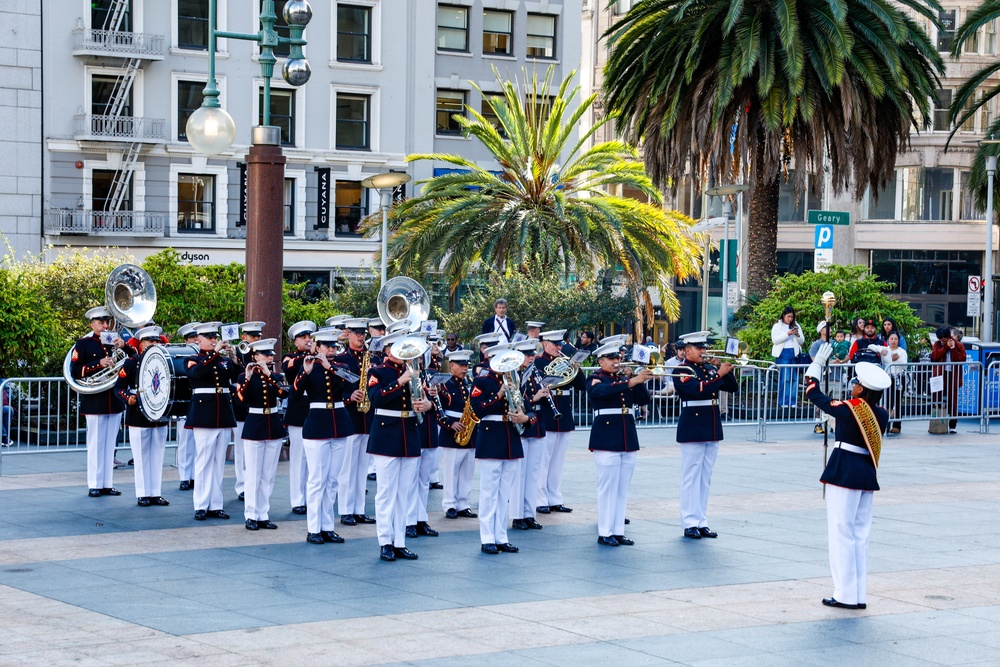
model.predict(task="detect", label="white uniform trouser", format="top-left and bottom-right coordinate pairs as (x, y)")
top-left (441, 447), bottom-right (475, 512)
top-left (825, 484), bottom-right (874, 606)
top-left (338, 432), bottom-right (370, 516)
top-left (128, 425), bottom-right (167, 498)
top-left (192, 427), bottom-right (228, 511)
top-left (479, 459), bottom-right (517, 545)
top-left (244, 438), bottom-right (282, 521)
top-left (407, 447), bottom-right (436, 525)
top-left (303, 437), bottom-right (347, 534)
top-left (286, 425), bottom-right (308, 508)
top-left (85, 413), bottom-right (120, 489)
top-left (679, 441), bottom-right (719, 529)
top-left (373, 455), bottom-right (418, 548)
top-left (510, 436), bottom-right (544, 519)
top-left (594, 450), bottom-right (637, 537)
top-left (428, 446), bottom-right (442, 484)
top-left (175, 417), bottom-right (196, 481)
top-left (537, 431), bottom-right (570, 506)
top-left (233, 421), bottom-right (245, 495)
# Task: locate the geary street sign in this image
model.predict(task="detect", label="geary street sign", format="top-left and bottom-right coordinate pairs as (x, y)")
top-left (807, 209), bottom-right (850, 225)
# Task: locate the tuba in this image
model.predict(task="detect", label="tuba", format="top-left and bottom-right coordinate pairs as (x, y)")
top-left (377, 276), bottom-right (430, 332)
top-left (63, 264), bottom-right (157, 395)
top-left (490, 349), bottom-right (526, 434)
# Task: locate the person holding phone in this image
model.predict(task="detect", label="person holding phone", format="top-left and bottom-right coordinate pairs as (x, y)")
top-left (771, 307), bottom-right (805, 408)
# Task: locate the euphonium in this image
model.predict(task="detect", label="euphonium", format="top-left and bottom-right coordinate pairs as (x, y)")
top-left (490, 349), bottom-right (526, 434)
top-left (357, 350), bottom-right (372, 414)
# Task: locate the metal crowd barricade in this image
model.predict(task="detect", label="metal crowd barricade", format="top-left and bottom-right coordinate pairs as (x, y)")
top-left (985, 360), bottom-right (1000, 433)
top-left (883, 361), bottom-right (983, 430)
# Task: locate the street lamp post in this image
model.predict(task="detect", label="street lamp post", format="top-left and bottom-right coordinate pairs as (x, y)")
top-left (361, 172), bottom-right (412, 286)
top-left (705, 184), bottom-right (749, 339)
top-left (984, 154), bottom-right (997, 343)
top-left (185, 0), bottom-right (313, 346)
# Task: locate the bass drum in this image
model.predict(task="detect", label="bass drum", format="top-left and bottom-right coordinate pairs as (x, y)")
top-left (138, 344), bottom-right (198, 422)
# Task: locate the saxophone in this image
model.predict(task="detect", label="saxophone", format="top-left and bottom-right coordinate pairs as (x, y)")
top-left (357, 350), bottom-right (372, 413)
top-left (454, 379), bottom-right (480, 447)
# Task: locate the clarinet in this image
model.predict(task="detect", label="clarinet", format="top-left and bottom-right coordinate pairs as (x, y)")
top-left (527, 364), bottom-right (561, 419)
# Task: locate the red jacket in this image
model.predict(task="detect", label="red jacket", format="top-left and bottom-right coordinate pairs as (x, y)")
top-left (930, 340), bottom-right (967, 388)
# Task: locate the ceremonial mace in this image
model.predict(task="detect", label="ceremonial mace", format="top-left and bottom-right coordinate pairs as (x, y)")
top-left (821, 290), bottom-right (837, 498)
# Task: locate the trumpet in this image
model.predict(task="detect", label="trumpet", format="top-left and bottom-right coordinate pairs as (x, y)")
top-left (704, 352), bottom-right (776, 368)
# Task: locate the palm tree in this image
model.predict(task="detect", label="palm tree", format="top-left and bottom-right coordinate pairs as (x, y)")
top-left (366, 68), bottom-right (702, 325)
top-left (603, 0), bottom-right (945, 298)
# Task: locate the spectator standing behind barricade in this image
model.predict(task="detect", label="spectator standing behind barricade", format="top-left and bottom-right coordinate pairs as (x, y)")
top-left (849, 317), bottom-right (866, 346)
top-left (871, 332), bottom-right (907, 434)
top-left (1, 380), bottom-right (12, 446)
top-left (771, 307), bottom-right (805, 409)
top-left (881, 318), bottom-right (907, 352)
top-left (847, 319), bottom-right (885, 364)
top-left (930, 327), bottom-right (966, 434)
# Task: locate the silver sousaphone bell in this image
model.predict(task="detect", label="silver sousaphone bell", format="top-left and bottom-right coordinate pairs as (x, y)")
top-left (377, 276), bottom-right (429, 332)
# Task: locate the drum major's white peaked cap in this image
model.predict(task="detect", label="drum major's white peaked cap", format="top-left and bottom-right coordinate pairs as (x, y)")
top-left (288, 320), bottom-right (317, 339)
top-left (135, 325), bottom-right (162, 341)
top-left (240, 321), bottom-right (266, 333)
top-left (446, 349), bottom-right (473, 362)
top-left (595, 342), bottom-right (622, 359)
top-left (538, 329), bottom-right (566, 342)
top-left (177, 322), bottom-right (201, 338)
top-left (855, 362), bottom-right (892, 391)
top-left (251, 338), bottom-right (278, 354)
top-left (85, 306), bottom-right (112, 320)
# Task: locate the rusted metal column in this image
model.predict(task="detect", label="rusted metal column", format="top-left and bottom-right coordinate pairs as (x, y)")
top-left (245, 126), bottom-right (286, 352)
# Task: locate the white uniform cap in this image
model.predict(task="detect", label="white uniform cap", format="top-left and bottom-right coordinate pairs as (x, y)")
top-left (288, 320), bottom-right (317, 339)
top-left (816, 320), bottom-right (828, 334)
top-left (513, 340), bottom-right (540, 354)
top-left (367, 317), bottom-right (386, 329)
top-left (679, 330), bottom-right (712, 347)
top-left (594, 342), bottom-right (623, 359)
top-left (539, 329), bottom-right (566, 342)
top-left (525, 321), bottom-right (546, 329)
top-left (325, 315), bottom-right (351, 327)
top-left (194, 322), bottom-right (221, 336)
top-left (387, 320), bottom-right (414, 335)
top-left (484, 343), bottom-right (513, 358)
top-left (476, 333), bottom-right (501, 346)
top-left (240, 321), bottom-right (266, 334)
top-left (250, 338), bottom-right (278, 355)
top-left (313, 330), bottom-right (340, 344)
top-left (201, 321), bottom-right (222, 329)
top-left (135, 325), bottom-right (162, 341)
top-left (178, 322), bottom-right (201, 338)
top-left (380, 330), bottom-right (407, 348)
top-left (344, 317), bottom-right (369, 331)
top-left (601, 334), bottom-right (628, 348)
top-left (446, 350), bottom-right (474, 363)
top-left (85, 306), bottom-right (112, 320)
top-left (855, 362), bottom-right (892, 391)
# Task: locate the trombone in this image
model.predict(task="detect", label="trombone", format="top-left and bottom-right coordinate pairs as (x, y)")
top-left (704, 351), bottom-right (776, 369)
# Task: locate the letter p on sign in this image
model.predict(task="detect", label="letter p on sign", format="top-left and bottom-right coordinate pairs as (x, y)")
top-left (814, 225), bottom-right (834, 249)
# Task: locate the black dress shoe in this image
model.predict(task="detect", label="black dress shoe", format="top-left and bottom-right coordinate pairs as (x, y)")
top-left (102, 488), bottom-right (122, 496)
top-left (624, 517), bottom-right (630, 525)
top-left (550, 504), bottom-right (573, 513)
top-left (88, 488), bottom-right (101, 497)
top-left (416, 522), bottom-right (438, 537)
top-left (194, 510), bottom-right (208, 521)
top-left (857, 603), bottom-right (867, 610)
top-left (480, 543), bottom-right (500, 554)
top-left (245, 519), bottom-right (259, 531)
top-left (445, 508), bottom-right (458, 519)
top-left (151, 496), bottom-right (169, 506)
top-left (429, 481), bottom-right (443, 490)
top-left (496, 542), bottom-right (519, 553)
top-left (511, 519), bottom-right (528, 530)
top-left (380, 544), bottom-right (395, 561)
top-left (456, 508), bottom-right (478, 518)
top-left (405, 525), bottom-right (418, 538)
top-left (683, 527), bottom-right (702, 539)
top-left (237, 492), bottom-right (245, 502)
top-left (179, 480), bottom-right (192, 491)
top-left (137, 497), bottom-right (151, 507)
top-left (291, 505), bottom-right (307, 515)
top-left (822, 597), bottom-right (860, 609)
top-left (355, 514), bottom-right (376, 524)
top-left (322, 530), bottom-right (345, 543)
top-left (597, 535), bottom-right (621, 547)
top-left (393, 546), bottom-right (419, 560)
top-left (340, 514), bottom-right (357, 526)
top-left (208, 509), bottom-right (230, 519)
top-left (367, 472), bottom-right (377, 481)
top-left (307, 532), bottom-right (325, 545)
top-left (536, 505), bottom-right (551, 514)
top-left (613, 535), bottom-right (634, 546)
top-left (698, 527), bottom-right (718, 538)
top-left (259, 520), bottom-right (278, 529)
top-left (524, 517), bottom-right (543, 530)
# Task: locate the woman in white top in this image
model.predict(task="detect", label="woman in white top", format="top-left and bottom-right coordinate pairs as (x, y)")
top-left (771, 307), bottom-right (805, 408)
top-left (876, 331), bottom-right (906, 434)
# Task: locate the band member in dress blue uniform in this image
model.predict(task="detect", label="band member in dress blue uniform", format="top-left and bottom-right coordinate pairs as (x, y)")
top-left (282, 320), bottom-right (316, 515)
top-left (232, 321), bottom-right (264, 502)
top-left (114, 325), bottom-right (169, 507)
top-left (406, 333), bottom-right (442, 539)
top-left (185, 322), bottom-right (239, 521)
top-left (437, 349), bottom-right (479, 520)
top-left (524, 321), bottom-right (545, 340)
top-left (805, 347), bottom-right (890, 610)
top-left (509, 339), bottom-right (548, 530)
top-left (587, 342), bottom-right (652, 546)
top-left (366, 330), bottom-right (434, 561)
top-left (175, 322), bottom-right (200, 491)
top-left (334, 318), bottom-right (377, 526)
top-left (364, 317), bottom-right (388, 482)
top-left (472, 333), bottom-right (501, 377)
top-left (673, 331), bottom-right (739, 539)
top-left (236, 338), bottom-right (288, 532)
top-left (71, 306), bottom-right (128, 498)
top-left (535, 329), bottom-right (585, 514)
top-left (471, 344), bottom-right (533, 555)
top-left (295, 330), bottom-right (355, 545)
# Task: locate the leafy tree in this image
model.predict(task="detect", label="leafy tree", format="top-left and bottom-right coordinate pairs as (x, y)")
top-left (736, 265), bottom-right (925, 360)
top-left (604, 0), bottom-right (945, 299)
top-left (0, 269), bottom-right (64, 377)
top-left (366, 67), bottom-right (701, 332)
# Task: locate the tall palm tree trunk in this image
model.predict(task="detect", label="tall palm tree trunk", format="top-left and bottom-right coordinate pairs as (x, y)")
top-left (747, 148), bottom-right (780, 299)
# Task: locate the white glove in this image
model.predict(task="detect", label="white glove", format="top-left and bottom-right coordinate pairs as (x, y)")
top-left (868, 345), bottom-right (888, 356)
top-left (812, 342), bottom-right (834, 365)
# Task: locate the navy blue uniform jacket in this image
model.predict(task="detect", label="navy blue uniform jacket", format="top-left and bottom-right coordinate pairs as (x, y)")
top-left (334, 346), bottom-right (370, 435)
top-left (70, 333), bottom-right (126, 415)
top-left (231, 349), bottom-right (250, 422)
top-left (237, 369), bottom-right (288, 441)
top-left (281, 351), bottom-right (310, 428)
top-left (674, 362), bottom-right (739, 443)
top-left (295, 363), bottom-right (355, 440)
top-left (470, 372), bottom-right (528, 460)
top-left (114, 353), bottom-right (160, 428)
top-left (436, 376), bottom-right (474, 448)
top-left (520, 369), bottom-right (546, 440)
top-left (366, 362), bottom-right (421, 458)
top-left (184, 351), bottom-right (239, 428)
top-left (534, 353), bottom-right (585, 432)
top-left (586, 370), bottom-right (650, 452)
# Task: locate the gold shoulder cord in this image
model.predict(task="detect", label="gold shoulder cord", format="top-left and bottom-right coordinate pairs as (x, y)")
top-left (846, 400), bottom-right (882, 470)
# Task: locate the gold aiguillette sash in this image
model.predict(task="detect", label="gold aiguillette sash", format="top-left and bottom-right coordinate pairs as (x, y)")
top-left (845, 399), bottom-right (881, 470)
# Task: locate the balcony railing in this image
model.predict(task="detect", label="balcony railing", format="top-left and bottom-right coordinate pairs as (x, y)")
top-left (74, 114), bottom-right (166, 142)
top-left (46, 209), bottom-right (165, 237)
top-left (72, 28), bottom-right (165, 59)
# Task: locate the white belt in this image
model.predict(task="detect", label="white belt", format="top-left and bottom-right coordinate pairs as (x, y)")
top-left (375, 408), bottom-right (415, 418)
top-left (444, 410), bottom-right (464, 419)
top-left (552, 388), bottom-right (574, 396)
top-left (193, 387), bottom-right (230, 395)
top-left (594, 408), bottom-right (633, 417)
top-left (836, 441), bottom-right (868, 455)
top-left (310, 401), bottom-right (345, 410)
top-left (480, 414), bottom-right (508, 422)
top-left (682, 399), bottom-right (717, 407)
top-left (248, 407), bottom-right (278, 415)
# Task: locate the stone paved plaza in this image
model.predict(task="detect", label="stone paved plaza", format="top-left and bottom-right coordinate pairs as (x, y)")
top-left (0, 420), bottom-right (998, 666)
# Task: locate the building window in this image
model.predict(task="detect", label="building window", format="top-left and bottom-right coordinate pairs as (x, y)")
top-left (178, 0), bottom-right (212, 51)
top-left (177, 80), bottom-right (204, 141)
top-left (867, 178), bottom-right (898, 220)
top-left (960, 170), bottom-right (985, 220)
top-left (481, 93), bottom-right (506, 137)
top-left (264, 0), bottom-right (291, 58)
top-left (937, 9), bottom-right (956, 52)
top-left (901, 167), bottom-right (954, 221)
top-left (932, 89), bottom-right (952, 131)
top-left (987, 19), bottom-right (997, 55)
top-left (526, 14), bottom-right (556, 59)
top-left (963, 10), bottom-right (980, 53)
top-left (437, 5), bottom-right (468, 52)
top-left (612, 0), bottom-right (634, 15)
top-left (93, 170), bottom-right (132, 212)
top-left (92, 74), bottom-right (132, 116)
top-left (335, 180), bottom-right (367, 235)
top-left (284, 270), bottom-right (331, 302)
top-left (436, 90), bottom-right (465, 135)
top-left (283, 178), bottom-right (295, 235)
top-left (776, 251), bottom-right (814, 277)
top-left (177, 174), bottom-right (215, 233)
top-left (92, 0), bottom-right (131, 31)
top-left (336, 94), bottom-right (370, 150)
top-left (483, 10), bottom-right (513, 55)
top-left (872, 250), bottom-right (981, 303)
top-left (337, 4), bottom-right (372, 63)
top-left (259, 88), bottom-right (295, 146)
top-left (526, 93), bottom-right (555, 122)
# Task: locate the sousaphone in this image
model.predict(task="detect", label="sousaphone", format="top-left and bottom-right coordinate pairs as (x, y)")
top-left (377, 276), bottom-right (429, 333)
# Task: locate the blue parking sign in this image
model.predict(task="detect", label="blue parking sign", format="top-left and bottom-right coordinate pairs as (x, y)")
top-left (814, 224), bottom-right (834, 249)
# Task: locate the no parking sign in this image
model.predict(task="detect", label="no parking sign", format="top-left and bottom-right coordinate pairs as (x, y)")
top-left (968, 275), bottom-right (982, 318)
